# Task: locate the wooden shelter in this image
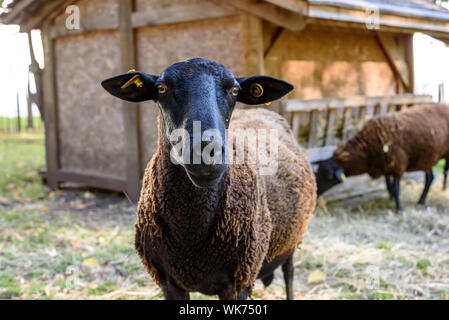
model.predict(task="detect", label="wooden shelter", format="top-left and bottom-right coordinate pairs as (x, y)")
top-left (2, 0), bottom-right (449, 201)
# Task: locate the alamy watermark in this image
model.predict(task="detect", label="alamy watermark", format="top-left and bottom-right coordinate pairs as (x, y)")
top-left (65, 5), bottom-right (80, 30)
top-left (169, 121), bottom-right (279, 176)
top-left (365, 5), bottom-right (380, 30)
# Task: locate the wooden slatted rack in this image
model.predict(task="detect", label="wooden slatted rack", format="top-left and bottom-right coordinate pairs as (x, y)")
top-left (282, 94), bottom-right (434, 163)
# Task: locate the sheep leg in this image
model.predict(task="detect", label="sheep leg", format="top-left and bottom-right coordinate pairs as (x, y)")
top-left (385, 175), bottom-right (394, 199)
top-left (161, 278), bottom-right (190, 300)
top-left (393, 176), bottom-right (402, 212)
top-left (282, 253), bottom-right (294, 300)
top-left (418, 170), bottom-right (434, 205)
top-left (261, 273), bottom-right (274, 287)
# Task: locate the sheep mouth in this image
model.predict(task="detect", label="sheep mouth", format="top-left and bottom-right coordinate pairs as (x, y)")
top-left (185, 169), bottom-right (225, 188)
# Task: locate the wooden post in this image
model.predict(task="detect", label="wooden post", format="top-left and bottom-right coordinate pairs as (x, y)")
top-left (27, 32), bottom-right (35, 128)
top-left (241, 13), bottom-right (264, 76)
top-left (41, 20), bottom-right (59, 189)
top-left (342, 107), bottom-right (352, 142)
top-left (405, 34), bottom-right (414, 93)
top-left (120, 0), bottom-right (141, 203)
top-left (27, 92), bottom-right (33, 129)
top-left (308, 110), bottom-right (319, 148)
top-left (379, 101), bottom-right (389, 115)
top-left (16, 93), bottom-right (21, 132)
top-left (324, 108), bottom-right (336, 146)
top-left (439, 83), bottom-right (445, 104)
top-left (291, 112), bottom-right (301, 142)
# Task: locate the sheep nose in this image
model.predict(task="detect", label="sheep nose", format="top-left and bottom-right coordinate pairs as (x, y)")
top-left (192, 140), bottom-right (224, 165)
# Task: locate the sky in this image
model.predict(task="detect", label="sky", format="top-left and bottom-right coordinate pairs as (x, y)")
top-left (0, 7), bottom-right (448, 118)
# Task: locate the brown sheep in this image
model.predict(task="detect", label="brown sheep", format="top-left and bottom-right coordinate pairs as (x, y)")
top-left (102, 58), bottom-right (316, 300)
top-left (316, 103), bottom-right (449, 211)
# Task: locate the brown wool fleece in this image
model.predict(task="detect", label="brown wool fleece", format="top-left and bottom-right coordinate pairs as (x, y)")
top-left (135, 108), bottom-right (317, 296)
top-left (334, 103), bottom-right (449, 178)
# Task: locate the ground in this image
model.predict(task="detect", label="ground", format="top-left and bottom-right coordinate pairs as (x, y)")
top-left (1, 131), bottom-right (448, 300)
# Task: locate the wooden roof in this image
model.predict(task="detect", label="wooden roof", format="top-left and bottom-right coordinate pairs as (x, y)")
top-left (310, 0), bottom-right (449, 20)
top-left (2, 0), bottom-right (449, 39)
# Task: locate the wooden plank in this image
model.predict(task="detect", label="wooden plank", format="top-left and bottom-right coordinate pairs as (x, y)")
top-left (324, 108), bottom-right (336, 146)
top-left (41, 20), bottom-right (59, 189)
top-left (132, 2), bottom-right (237, 29)
top-left (120, 0), bottom-right (141, 203)
top-left (388, 94), bottom-right (432, 104)
top-left (306, 145), bottom-right (337, 163)
top-left (264, 27), bottom-right (283, 58)
top-left (264, 0), bottom-right (308, 15)
top-left (342, 107), bottom-right (352, 142)
top-left (306, 4), bottom-right (449, 39)
top-left (291, 112), bottom-right (301, 141)
top-left (308, 110), bottom-right (320, 148)
top-left (223, 0), bottom-right (306, 31)
top-left (359, 105), bottom-right (366, 122)
top-left (388, 103), bottom-right (396, 113)
top-left (365, 101), bottom-right (376, 119)
top-left (50, 2), bottom-right (237, 38)
top-left (379, 101), bottom-right (389, 114)
top-left (285, 97), bottom-right (331, 112)
top-left (375, 32), bottom-right (411, 92)
top-left (405, 34), bottom-right (414, 93)
top-left (1, 0), bottom-right (35, 24)
top-left (284, 94), bottom-right (433, 112)
top-left (241, 12), bottom-right (264, 75)
top-left (324, 186), bottom-right (385, 203)
top-left (27, 32), bottom-right (34, 128)
top-left (50, 13), bottom-right (118, 38)
top-left (40, 169), bottom-right (127, 193)
top-left (373, 102), bottom-right (381, 116)
top-left (20, 0), bottom-right (75, 32)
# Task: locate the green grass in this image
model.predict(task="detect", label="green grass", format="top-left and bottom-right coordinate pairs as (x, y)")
top-left (434, 159), bottom-right (447, 174)
top-left (0, 131), bottom-right (47, 201)
top-left (0, 117), bottom-right (44, 131)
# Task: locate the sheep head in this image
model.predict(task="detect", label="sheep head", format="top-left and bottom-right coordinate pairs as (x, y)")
top-left (102, 58), bottom-right (293, 188)
top-left (315, 158), bottom-right (346, 195)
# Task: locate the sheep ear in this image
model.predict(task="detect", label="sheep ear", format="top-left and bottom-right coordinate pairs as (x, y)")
top-left (101, 71), bottom-right (158, 102)
top-left (236, 76), bottom-right (294, 105)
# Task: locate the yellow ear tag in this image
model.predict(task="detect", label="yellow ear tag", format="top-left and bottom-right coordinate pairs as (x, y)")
top-left (265, 101), bottom-right (272, 106)
top-left (127, 69), bottom-right (136, 73)
top-left (341, 173), bottom-right (346, 181)
top-left (121, 74), bottom-right (143, 89)
top-left (250, 83), bottom-right (264, 98)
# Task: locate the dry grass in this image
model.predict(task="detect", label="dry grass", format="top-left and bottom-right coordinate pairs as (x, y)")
top-left (1, 132), bottom-right (449, 300)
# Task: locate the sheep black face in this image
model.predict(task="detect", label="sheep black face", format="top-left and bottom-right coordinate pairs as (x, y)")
top-left (315, 158), bottom-right (346, 195)
top-left (102, 58), bottom-right (293, 188)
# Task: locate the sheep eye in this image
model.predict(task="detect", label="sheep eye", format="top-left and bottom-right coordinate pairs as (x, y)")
top-left (157, 83), bottom-right (167, 95)
top-left (230, 86), bottom-right (239, 97)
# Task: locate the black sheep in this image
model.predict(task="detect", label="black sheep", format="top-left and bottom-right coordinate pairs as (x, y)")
top-left (102, 58), bottom-right (317, 300)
